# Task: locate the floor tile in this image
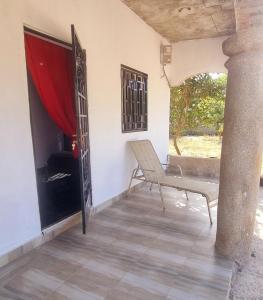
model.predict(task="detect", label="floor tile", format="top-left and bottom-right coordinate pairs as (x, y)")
top-left (0, 185), bottom-right (232, 300)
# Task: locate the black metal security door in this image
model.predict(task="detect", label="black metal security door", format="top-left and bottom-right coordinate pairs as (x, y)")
top-left (71, 25), bottom-right (92, 234)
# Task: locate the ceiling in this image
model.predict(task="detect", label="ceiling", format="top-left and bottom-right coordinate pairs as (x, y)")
top-left (121, 0), bottom-right (236, 42)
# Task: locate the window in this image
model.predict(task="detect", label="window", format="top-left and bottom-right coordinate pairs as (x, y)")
top-left (121, 65), bottom-right (148, 132)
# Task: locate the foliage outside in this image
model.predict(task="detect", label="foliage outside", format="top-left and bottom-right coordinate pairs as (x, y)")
top-left (170, 73), bottom-right (227, 155)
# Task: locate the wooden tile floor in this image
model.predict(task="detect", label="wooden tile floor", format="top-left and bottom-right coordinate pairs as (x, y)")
top-left (0, 185), bottom-right (233, 300)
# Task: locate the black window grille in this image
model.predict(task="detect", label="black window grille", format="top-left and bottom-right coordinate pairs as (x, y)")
top-left (121, 65), bottom-right (148, 132)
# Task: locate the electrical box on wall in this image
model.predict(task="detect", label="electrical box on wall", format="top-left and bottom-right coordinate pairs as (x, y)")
top-left (160, 44), bottom-right (172, 65)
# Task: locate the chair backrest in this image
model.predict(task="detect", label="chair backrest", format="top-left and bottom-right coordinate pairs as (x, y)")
top-left (129, 140), bottom-right (165, 182)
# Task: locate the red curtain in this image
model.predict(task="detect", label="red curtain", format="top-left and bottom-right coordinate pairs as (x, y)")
top-left (24, 33), bottom-right (78, 157)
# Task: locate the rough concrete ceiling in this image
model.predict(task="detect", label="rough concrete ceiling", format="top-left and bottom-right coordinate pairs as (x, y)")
top-left (121, 0), bottom-right (236, 42)
top-left (235, 0), bottom-right (263, 30)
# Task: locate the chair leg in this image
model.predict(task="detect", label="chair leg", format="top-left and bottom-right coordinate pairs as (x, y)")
top-left (157, 182), bottom-right (165, 212)
top-left (127, 169), bottom-right (136, 195)
top-left (205, 197), bottom-right (213, 225)
top-left (185, 191), bottom-right (189, 201)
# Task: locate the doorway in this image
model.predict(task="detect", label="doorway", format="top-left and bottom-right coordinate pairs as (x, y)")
top-left (24, 26), bottom-right (92, 232)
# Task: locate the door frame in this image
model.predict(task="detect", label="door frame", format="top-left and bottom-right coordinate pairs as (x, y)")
top-left (24, 26), bottom-right (72, 50)
top-left (24, 25), bottom-right (89, 230)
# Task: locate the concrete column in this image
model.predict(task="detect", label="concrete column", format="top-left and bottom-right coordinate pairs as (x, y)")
top-left (215, 25), bottom-right (263, 265)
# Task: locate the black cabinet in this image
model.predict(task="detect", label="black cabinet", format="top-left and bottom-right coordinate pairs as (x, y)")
top-left (36, 152), bottom-right (81, 229)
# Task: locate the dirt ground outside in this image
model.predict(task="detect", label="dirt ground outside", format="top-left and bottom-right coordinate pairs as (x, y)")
top-left (169, 136), bottom-right (263, 175)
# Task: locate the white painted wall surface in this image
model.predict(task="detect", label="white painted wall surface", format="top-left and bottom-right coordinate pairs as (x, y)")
top-left (170, 37), bottom-right (228, 86)
top-left (0, 0), bottom-right (170, 256)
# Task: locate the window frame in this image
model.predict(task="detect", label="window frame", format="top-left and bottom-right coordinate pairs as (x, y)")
top-left (121, 64), bottom-right (148, 133)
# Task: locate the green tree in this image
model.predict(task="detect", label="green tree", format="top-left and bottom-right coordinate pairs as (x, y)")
top-left (170, 73), bottom-right (227, 155)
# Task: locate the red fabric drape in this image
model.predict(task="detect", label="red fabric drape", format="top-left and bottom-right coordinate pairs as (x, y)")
top-left (24, 33), bottom-right (78, 158)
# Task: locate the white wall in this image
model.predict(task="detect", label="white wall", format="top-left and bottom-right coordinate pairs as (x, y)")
top-left (170, 36), bottom-right (228, 86)
top-left (0, 0), bottom-right (170, 256)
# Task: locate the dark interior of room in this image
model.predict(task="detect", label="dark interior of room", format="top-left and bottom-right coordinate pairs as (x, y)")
top-left (28, 75), bottom-right (81, 229)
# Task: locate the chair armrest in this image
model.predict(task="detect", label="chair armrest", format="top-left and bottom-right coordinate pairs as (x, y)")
top-left (141, 168), bottom-right (155, 172)
top-left (161, 163), bottom-right (183, 176)
top-left (134, 164), bottom-right (155, 174)
top-left (138, 167), bottom-right (161, 183)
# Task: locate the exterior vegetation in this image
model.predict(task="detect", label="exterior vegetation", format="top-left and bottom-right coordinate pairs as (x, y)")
top-left (170, 73), bottom-right (227, 155)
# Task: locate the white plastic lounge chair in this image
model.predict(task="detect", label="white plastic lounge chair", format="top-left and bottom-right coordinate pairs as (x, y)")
top-left (128, 139), bottom-right (218, 224)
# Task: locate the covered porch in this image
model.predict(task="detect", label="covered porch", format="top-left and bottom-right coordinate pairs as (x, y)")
top-left (1, 0), bottom-right (263, 298)
top-left (0, 185), bottom-right (233, 299)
